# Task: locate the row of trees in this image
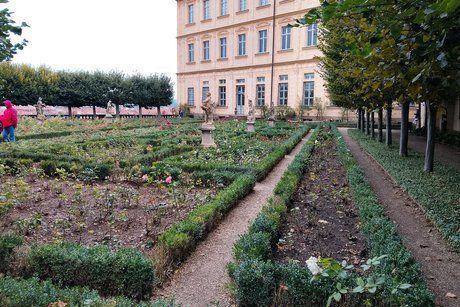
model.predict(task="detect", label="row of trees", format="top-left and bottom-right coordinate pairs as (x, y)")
top-left (0, 63), bottom-right (174, 118)
top-left (294, 0), bottom-right (459, 172)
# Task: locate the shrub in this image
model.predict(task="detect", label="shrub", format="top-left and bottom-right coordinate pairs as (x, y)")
top-left (0, 235), bottom-right (23, 274)
top-left (28, 243), bottom-right (156, 300)
top-left (233, 260), bottom-right (278, 306)
top-left (233, 232), bottom-right (272, 262)
top-left (0, 276), bottom-right (178, 307)
top-left (39, 160), bottom-right (57, 176)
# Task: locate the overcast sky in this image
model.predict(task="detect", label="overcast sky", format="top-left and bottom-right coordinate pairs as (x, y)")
top-left (7, 0), bottom-right (177, 95)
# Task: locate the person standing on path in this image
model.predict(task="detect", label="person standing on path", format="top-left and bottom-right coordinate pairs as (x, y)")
top-left (1, 100), bottom-right (18, 142)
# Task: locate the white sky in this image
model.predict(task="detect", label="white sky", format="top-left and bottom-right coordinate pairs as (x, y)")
top-left (7, 0), bottom-right (178, 96)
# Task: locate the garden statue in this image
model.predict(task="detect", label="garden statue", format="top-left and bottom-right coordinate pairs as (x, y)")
top-left (35, 97), bottom-right (46, 121)
top-left (247, 99), bottom-right (255, 123)
top-left (201, 92), bottom-right (215, 126)
top-left (247, 99), bottom-right (255, 132)
top-left (106, 100), bottom-right (115, 115)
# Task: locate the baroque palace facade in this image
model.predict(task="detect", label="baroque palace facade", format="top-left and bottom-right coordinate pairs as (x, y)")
top-left (176, 0), bottom-right (346, 120)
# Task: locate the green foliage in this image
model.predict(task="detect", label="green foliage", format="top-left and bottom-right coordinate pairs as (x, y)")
top-left (0, 234), bottom-right (23, 273)
top-left (233, 260), bottom-right (278, 307)
top-left (349, 129), bottom-right (460, 251)
top-left (28, 243), bottom-right (156, 300)
top-left (39, 160), bottom-right (57, 176)
top-left (233, 232), bottom-right (272, 262)
top-left (0, 276), bottom-right (178, 307)
top-left (229, 125), bottom-right (433, 306)
top-left (0, 5), bottom-right (28, 62)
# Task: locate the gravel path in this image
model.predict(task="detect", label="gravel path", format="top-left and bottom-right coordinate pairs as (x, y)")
top-left (156, 131), bottom-right (313, 306)
top-left (339, 128), bottom-right (460, 307)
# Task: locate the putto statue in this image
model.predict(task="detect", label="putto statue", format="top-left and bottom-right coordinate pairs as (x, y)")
top-left (35, 97), bottom-right (46, 121)
top-left (201, 92), bottom-right (215, 125)
top-left (106, 100), bottom-right (115, 115)
top-left (247, 99), bottom-right (255, 123)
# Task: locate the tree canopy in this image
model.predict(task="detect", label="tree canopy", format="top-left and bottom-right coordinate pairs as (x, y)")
top-left (0, 0), bottom-right (28, 62)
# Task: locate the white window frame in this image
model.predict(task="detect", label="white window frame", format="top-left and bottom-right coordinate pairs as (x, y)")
top-left (220, 37), bottom-right (227, 58)
top-left (256, 83), bottom-right (265, 106)
top-left (221, 0), bottom-right (228, 16)
top-left (203, 0), bottom-right (210, 20)
top-left (278, 82), bottom-right (288, 105)
top-left (281, 26), bottom-right (291, 50)
top-left (187, 87), bottom-right (195, 106)
top-left (260, 0), bottom-right (269, 6)
top-left (258, 30), bottom-right (267, 53)
top-left (239, 0), bottom-right (247, 11)
top-left (307, 23), bottom-right (318, 47)
top-left (188, 4), bottom-right (194, 24)
top-left (188, 43), bottom-right (195, 63)
top-left (238, 34), bottom-right (246, 56)
top-left (203, 40), bottom-right (210, 60)
top-left (202, 86), bottom-right (209, 101)
top-left (303, 81), bottom-right (314, 106)
top-left (219, 80), bottom-right (227, 106)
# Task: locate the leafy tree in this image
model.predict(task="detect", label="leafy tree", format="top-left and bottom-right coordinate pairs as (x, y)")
top-left (294, 0), bottom-right (460, 172)
top-left (0, 0), bottom-right (28, 62)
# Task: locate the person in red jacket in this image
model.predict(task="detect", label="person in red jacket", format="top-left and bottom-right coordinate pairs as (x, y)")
top-left (2, 100), bottom-right (18, 142)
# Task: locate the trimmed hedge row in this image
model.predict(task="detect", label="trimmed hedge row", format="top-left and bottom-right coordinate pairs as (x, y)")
top-left (0, 276), bottom-right (178, 307)
top-left (0, 235), bottom-right (23, 274)
top-left (154, 125), bottom-right (311, 280)
top-left (253, 126), bottom-right (311, 181)
top-left (229, 125), bottom-right (433, 306)
top-left (28, 243), bottom-right (155, 300)
top-left (349, 129), bottom-right (460, 251)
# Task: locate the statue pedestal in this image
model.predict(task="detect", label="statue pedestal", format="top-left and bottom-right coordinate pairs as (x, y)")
top-left (201, 124), bottom-right (216, 147)
top-left (268, 118), bottom-right (275, 127)
top-left (104, 114), bottom-right (114, 122)
top-left (247, 121), bottom-right (255, 132)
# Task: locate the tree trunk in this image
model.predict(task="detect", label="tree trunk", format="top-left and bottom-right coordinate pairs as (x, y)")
top-left (361, 109), bottom-right (366, 133)
top-left (386, 106), bottom-right (392, 146)
top-left (357, 108), bottom-right (362, 129)
top-left (157, 106), bottom-right (161, 117)
top-left (424, 101), bottom-right (436, 172)
top-left (92, 105), bottom-right (97, 120)
top-left (399, 102), bottom-right (410, 157)
top-left (378, 107), bottom-right (383, 142)
top-left (115, 104), bottom-right (120, 118)
top-left (68, 105), bottom-right (72, 118)
top-left (424, 102), bottom-right (428, 137)
top-left (366, 111), bottom-right (370, 135)
top-left (417, 102), bottom-right (421, 129)
top-left (371, 111), bottom-right (375, 138)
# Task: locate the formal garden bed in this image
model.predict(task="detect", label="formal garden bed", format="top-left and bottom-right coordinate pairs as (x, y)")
top-left (229, 125), bottom-right (433, 306)
top-left (348, 129), bottom-right (460, 251)
top-left (0, 118), bottom-right (310, 304)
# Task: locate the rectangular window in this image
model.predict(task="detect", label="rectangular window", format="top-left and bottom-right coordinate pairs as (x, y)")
top-left (258, 30), bottom-right (267, 53)
top-left (202, 86), bottom-right (209, 101)
top-left (187, 87), bottom-right (195, 106)
top-left (203, 0), bottom-right (210, 20)
top-left (304, 73), bottom-right (314, 80)
top-left (281, 26), bottom-right (291, 50)
top-left (239, 0), bottom-right (247, 11)
top-left (219, 80), bottom-right (226, 106)
top-left (256, 84), bottom-right (265, 106)
top-left (307, 23), bottom-right (318, 46)
top-left (203, 40), bottom-right (210, 60)
top-left (220, 37), bottom-right (227, 58)
top-left (257, 77), bottom-right (265, 82)
top-left (188, 4), bottom-right (194, 24)
top-left (221, 0), bottom-right (228, 16)
top-left (238, 34), bottom-right (246, 56)
top-left (237, 79), bottom-right (245, 84)
top-left (303, 81), bottom-right (314, 106)
top-left (278, 83), bottom-right (288, 105)
top-left (188, 43), bottom-right (195, 63)
top-left (279, 75), bottom-right (288, 81)
top-left (260, 0), bottom-right (269, 5)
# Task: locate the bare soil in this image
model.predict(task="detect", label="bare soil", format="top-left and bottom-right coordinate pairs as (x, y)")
top-left (339, 128), bottom-right (460, 307)
top-left (156, 133), bottom-right (313, 306)
top-left (0, 175), bottom-right (216, 252)
top-left (274, 131), bottom-right (367, 265)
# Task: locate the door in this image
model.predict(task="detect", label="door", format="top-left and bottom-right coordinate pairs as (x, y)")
top-left (236, 85), bottom-right (245, 115)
